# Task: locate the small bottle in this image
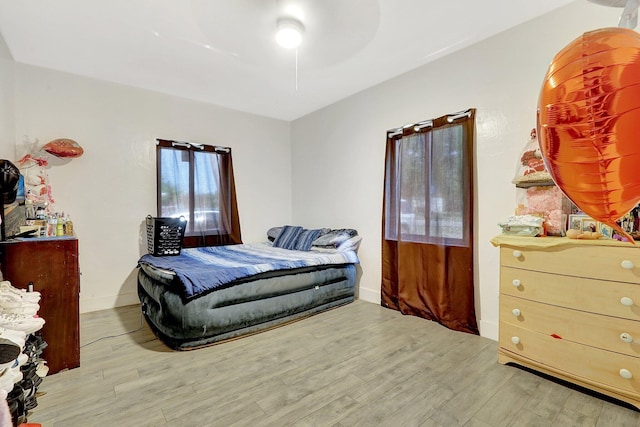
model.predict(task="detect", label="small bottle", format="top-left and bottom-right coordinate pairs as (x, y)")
top-left (35, 206), bottom-right (45, 220)
top-left (25, 199), bottom-right (35, 220)
top-left (64, 215), bottom-right (74, 236)
top-left (56, 216), bottom-right (64, 236)
top-left (47, 216), bottom-right (57, 237)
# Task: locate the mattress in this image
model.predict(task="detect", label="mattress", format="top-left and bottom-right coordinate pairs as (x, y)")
top-left (138, 242), bottom-right (360, 299)
top-left (137, 263), bottom-right (357, 350)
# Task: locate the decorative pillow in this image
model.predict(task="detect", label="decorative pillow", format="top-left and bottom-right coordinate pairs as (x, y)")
top-left (294, 229), bottom-right (323, 251)
top-left (272, 225), bottom-right (304, 250)
top-left (311, 228), bottom-right (358, 248)
top-left (268, 226), bottom-right (330, 242)
top-left (337, 235), bottom-right (362, 252)
top-left (267, 227), bottom-right (282, 242)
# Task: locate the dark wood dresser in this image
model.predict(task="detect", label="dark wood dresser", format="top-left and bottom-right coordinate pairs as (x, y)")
top-left (0, 237), bottom-right (80, 374)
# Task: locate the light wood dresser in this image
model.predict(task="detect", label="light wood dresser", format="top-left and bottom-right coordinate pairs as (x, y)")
top-left (492, 235), bottom-right (640, 408)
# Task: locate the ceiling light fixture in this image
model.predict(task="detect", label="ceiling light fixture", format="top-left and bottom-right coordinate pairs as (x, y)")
top-left (276, 18), bottom-right (304, 49)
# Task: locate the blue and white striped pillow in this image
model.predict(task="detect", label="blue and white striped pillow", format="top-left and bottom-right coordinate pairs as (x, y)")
top-left (311, 229), bottom-right (357, 248)
top-left (294, 228), bottom-right (323, 251)
top-left (272, 225), bottom-right (304, 250)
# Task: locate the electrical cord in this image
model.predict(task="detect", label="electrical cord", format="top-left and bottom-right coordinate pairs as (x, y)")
top-left (80, 311), bottom-right (144, 348)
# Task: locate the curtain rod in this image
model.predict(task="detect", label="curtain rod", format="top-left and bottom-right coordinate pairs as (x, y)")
top-left (171, 141), bottom-right (204, 150)
top-left (447, 109), bottom-right (472, 123)
top-left (156, 139), bottom-right (231, 153)
top-left (387, 108), bottom-right (472, 138)
top-left (387, 120), bottom-right (432, 138)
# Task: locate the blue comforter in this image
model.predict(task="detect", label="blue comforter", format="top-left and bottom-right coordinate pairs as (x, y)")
top-left (138, 243), bottom-right (359, 299)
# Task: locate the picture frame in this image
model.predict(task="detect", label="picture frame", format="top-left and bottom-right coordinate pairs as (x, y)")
top-left (581, 218), bottom-right (598, 233)
top-left (598, 223), bottom-right (614, 239)
top-left (568, 214), bottom-right (589, 231)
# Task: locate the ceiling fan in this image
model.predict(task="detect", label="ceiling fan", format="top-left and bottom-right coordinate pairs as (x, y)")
top-left (587, 0), bottom-right (639, 28)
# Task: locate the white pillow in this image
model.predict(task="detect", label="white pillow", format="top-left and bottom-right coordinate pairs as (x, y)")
top-left (336, 236), bottom-right (362, 253)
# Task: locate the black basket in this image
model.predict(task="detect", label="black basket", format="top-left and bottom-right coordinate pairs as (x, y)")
top-left (146, 215), bottom-right (187, 256)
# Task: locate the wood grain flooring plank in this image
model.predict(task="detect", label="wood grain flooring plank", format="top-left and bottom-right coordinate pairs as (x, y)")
top-left (562, 391), bottom-right (604, 419)
top-left (293, 395), bottom-right (360, 427)
top-left (163, 395), bottom-right (267, 425)
top-left (520, 372), bottom-right (572, 421)
top-left (462, 418), bottom-right (495, 427)
top-left (595, 402), bottom-right (640, 427)
top-left (427, 351), bottom-right (515, 425)
top-left (27, 300), bottom-right (640, 426)
top-left (347, 350), bottom-right (439, 403)
top-left (550, 407), bottom-right (598, 427)
top-left (473, 370), bottom-right (543, 426)
top-left (257, 373), bottom-right (366, 426)
top-left (503, 409), bottom-right (552, 427)
top-left (418, 418), bottom-right (446, 427)
top-left (337, 378), bottom-right (453, 426)
top-left (384, 385), bottom-right (456, 426)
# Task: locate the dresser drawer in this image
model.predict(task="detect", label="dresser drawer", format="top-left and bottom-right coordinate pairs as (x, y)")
top-left (501, 267), bottom-right (640, 320)
top-left (499, 322), bottom-right (640, 396)
top-left (500, 294), bottom-right (640, 357)
top-left (500, 245), bottom-right (640, 283)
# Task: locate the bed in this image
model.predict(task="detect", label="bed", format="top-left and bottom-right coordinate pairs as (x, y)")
top-left (137, 227), bottom-right (361, 350)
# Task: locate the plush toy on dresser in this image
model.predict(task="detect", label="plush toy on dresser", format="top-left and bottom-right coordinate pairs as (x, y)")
top-left (510, 128), bottom-right (574, 236)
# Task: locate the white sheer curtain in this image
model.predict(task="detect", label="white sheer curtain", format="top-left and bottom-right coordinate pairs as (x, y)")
top-left (384, 121), bottom-right (468, 246)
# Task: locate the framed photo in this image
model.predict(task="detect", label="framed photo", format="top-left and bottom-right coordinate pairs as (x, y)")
top-left (581, 218), bottom-right (598, 233)
top-left (598, 223), bottom-right (614, 239)
top-left (568, 214), bottom-right (589, 231)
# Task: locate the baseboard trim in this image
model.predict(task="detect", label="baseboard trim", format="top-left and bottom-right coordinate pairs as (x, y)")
top-left (480, 319), bottom-right (498, 341)
top-left (357, 286), bottom-right (380, 305)
top-left (80, 292), bottom-right (140, 314)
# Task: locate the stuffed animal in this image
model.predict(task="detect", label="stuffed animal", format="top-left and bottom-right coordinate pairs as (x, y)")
top-left (566, 229), bottom-right (603, 240)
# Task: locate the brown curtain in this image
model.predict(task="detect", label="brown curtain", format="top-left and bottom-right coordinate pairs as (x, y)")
top-left (213, 150), bottom-right (242, 246)
top-left (381, 110), bottom-right (478, 334)
top-left (156, 139), bottom-right (242, 248)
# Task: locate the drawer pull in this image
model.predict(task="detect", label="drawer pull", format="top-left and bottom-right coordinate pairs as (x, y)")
top-left (620, 333), bottom-right (634, 343)
top-left (512, 279), bottom-right (521, 288)
top-left (512, 250), bottom-right (522, 258)
top-left (511, 336), bottom-right (520, 345)
top-left (621, 297), bottom-right (634, 307)
top-left (620, 369), bottom-right (633, 380)
top-left (512, 308), bottom-right (521, 317)
top-left (621, 260), bottom-right (635, 270)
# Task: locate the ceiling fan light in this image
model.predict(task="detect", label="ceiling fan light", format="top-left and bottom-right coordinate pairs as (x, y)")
top-left (276, 18), bottom-right (304, 49)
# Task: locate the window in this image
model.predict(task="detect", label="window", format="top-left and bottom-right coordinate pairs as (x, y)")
top-left (156, 139), bottom-right (242, 247)
top-left (381, 109), bottom-right (477, 334)
top-left (384, 113), bottom-right (472, 247)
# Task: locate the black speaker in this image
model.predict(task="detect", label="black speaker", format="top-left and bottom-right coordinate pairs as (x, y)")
top-left (0, 160), bottom-right (20, 204)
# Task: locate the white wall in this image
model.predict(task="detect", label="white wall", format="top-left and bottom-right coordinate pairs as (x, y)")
top-left (11, 65), bottom-right (292, 312)
top-left (0, 1), bottom-right (624, 327)
top-left (291, 1), bottom-right (620, 339)
top-left (0, 33), bottom-right (15, 160)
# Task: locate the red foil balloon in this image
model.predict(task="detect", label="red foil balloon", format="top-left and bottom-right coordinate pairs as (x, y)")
top-left (538, 27), bottom-right (640, 242)
top-left (42, 138), bottom-right (84, 158)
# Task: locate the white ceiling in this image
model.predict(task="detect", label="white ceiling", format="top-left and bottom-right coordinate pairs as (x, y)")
top-left (0, 0), bottom-right (579, 121)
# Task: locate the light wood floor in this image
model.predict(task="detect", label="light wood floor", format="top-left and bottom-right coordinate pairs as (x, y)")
top-left (30, 300), bottom-right (640, 426)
